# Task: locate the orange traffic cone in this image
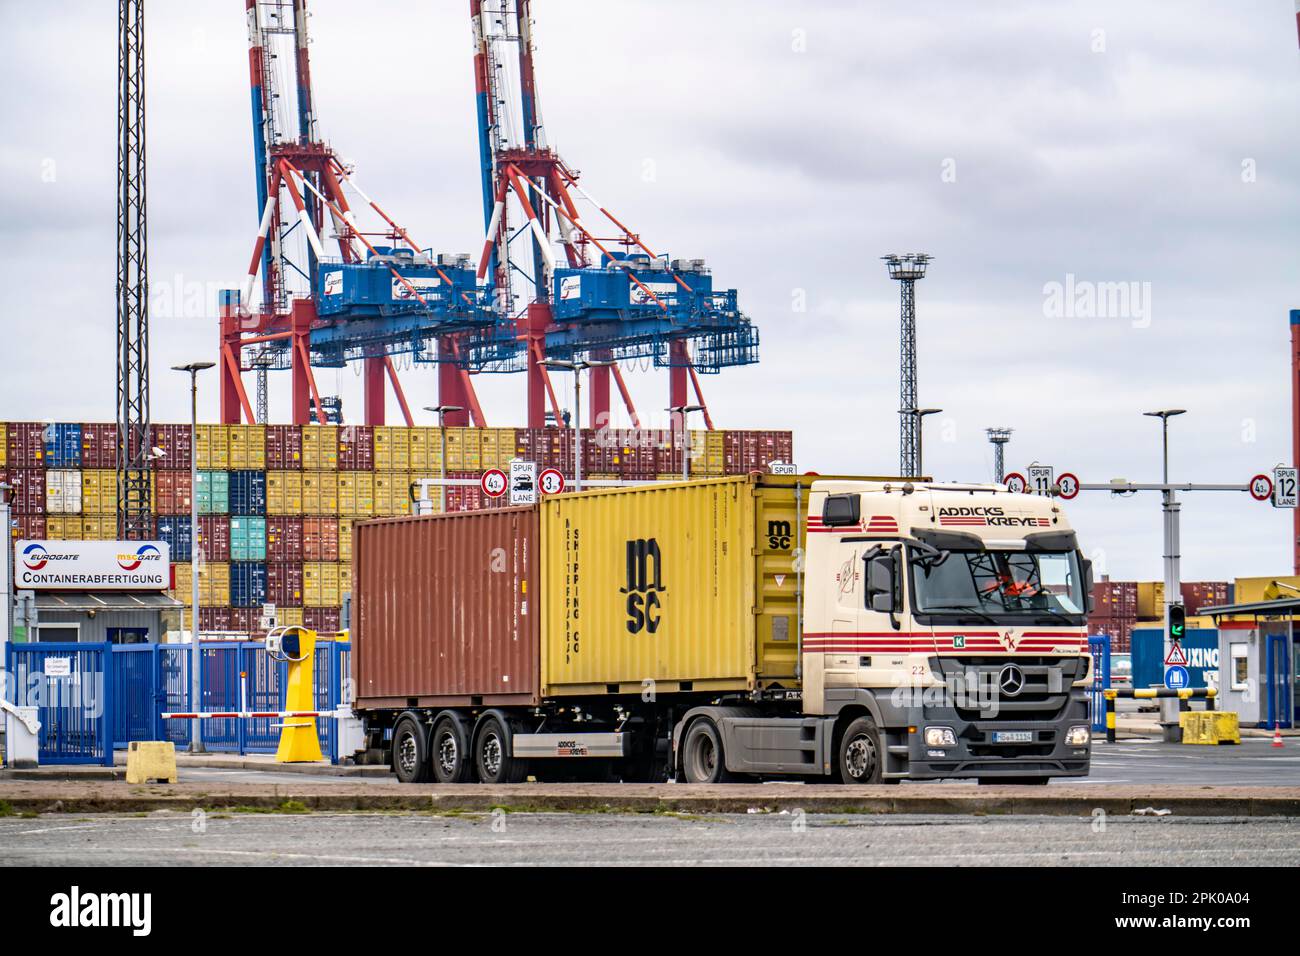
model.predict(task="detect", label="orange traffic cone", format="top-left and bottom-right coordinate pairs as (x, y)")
top-left (1273, 728), bottom-right (1284, 748)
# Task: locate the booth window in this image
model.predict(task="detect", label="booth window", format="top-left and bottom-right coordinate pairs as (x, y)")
top-left (1230, 643), bottom-right (1249, 691)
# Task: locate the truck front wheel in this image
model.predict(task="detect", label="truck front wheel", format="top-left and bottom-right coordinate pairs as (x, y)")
top-left (681, 718), bottom-right (735, 784)
top-left (837, 716), bottom-right (883, 784)
top-left (392, 717), bottom-right (430, 784)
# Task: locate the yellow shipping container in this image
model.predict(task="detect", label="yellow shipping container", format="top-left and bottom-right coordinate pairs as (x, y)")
top-left (200, 562), bottom-right (231, 607)
top-left (374, 426), bottom-right (411, 472)
top-left (304, 561), bottom-right (341, 607)
top-left (338, 471), bottom-right (375, 517)
top-left (196, 424), bottom-right (231, 470)
top-left (80, 515), bottom-right (114, 539)
top-left (277, 606), bottom-right (305, 628)
top-left (539, 474), bottom-right (812, 696)
top-left (1234, 575), bottom-right (1300, 604)
top-left (229, 424), bottom-right (267, 469)
top-left (302, 425), bottom-right (339, 470)
top-left (82, 469), bottom-right (118, 514)
top-left (47, 515), bottom-right (83, 540)
top-left (1137, 581), bottom-right (1165, 620)
top-left (408, 427), bottom-right (430, 471)
top-left (302, 471), bottom-right (339, 515)
top-left (0, 423), bottom-right (5, 466)
top-left (338, 518), bottom-right (354, 563)
top-left (339, 561), bottom-right (352, 599)
top-left (267, 471), bottom-right (304, 515)
top-left (169, 562), bottom-right (192, 604)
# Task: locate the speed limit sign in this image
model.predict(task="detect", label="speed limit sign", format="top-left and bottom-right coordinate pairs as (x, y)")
top-left (1056, 472), bottom-right (1080, 500)
top-left (480, 468), bottom-right (507, 498)
top-left (538, 468), bottom-right (566, 496)
top-left (1249, 473), bottom-right (1274, 502)
top-left (1004, 472), bottom-right (1028, 494)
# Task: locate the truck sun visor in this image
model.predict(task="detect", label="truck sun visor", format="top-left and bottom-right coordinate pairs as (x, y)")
top-left (911, 527), bottom-right (984, 551)
top-left (1024, 529), bottom-right (1078, 552)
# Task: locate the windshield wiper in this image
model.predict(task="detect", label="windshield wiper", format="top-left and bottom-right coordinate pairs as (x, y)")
top-left (920, 604), bottom-right (1000, 625)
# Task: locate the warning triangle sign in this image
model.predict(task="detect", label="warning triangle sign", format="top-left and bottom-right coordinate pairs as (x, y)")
top-left (774, 575), bottom-right (786, 587)
top-left (1165, 643), bottom-right (1188, 666)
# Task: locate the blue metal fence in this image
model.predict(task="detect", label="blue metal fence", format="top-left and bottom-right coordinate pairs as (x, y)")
top-left (1088, 634), bottom-right (1111, 734)
top-left (112, 643), bottom-right (191, 748)
top-left (7, 642), bottom-right (114, 765)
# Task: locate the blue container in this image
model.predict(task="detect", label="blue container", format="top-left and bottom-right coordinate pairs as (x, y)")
top-left (229, 470), bottom-right (267, 515)
top-left (43, 423), bottom-right (83, 468)
top-left (230, 562), bottom-right (268, 608)
top-left (1131, 627), bottom-right (1220, 689)
top-left (155, 516), bottom-right (193, 562)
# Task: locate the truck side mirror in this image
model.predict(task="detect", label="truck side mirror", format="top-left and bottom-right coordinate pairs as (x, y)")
top-left (1081, 554), bottom-right (1095, 614)
top-left (865, 552), bottom-right (897, 614)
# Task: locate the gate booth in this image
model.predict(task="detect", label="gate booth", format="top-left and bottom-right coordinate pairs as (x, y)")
top-left (1200, 596), bottom-right (1299, 730)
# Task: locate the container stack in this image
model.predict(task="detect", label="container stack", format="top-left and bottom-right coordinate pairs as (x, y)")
top-left (13, 421), bottom-right (793, 638)
top-left (1087, 578), bottom-right (1137, 652)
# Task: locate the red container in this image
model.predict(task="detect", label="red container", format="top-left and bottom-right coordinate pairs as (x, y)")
top-left (302, 517), bottom-right (339, 561)
top-left (266, 425), bottom-right (303, 470)
top-left (197, 516), bottom-right (231, 562)
top-left (7, 423), bottom-right (45, 468)
top-left (445, 472), bottom-right (484, 512)
top-left (267, 516), bottom-right (304, 562)
top-left (10, 469), bottom-right (45, 513)
top-left (80, 423), bottom-right (120, 469)
top-left (155, 471), bottom-right (193, 513)
top-left (10, 513), bottom-right (46, 541)
top-left (199, 607), bottom-right (233, 632)
top-left (267, 562), bottom-right (305, 607)
top-left (337, 425), bottom-right (374, 470)
top-left (150, 423), bottom-right (192, 470)
top-left (1181, 581), bottom-right (1229, 613)
top-left (303, 606), bottom-right (341, 633)
top-left (353, 508), bottom-right (539, 709)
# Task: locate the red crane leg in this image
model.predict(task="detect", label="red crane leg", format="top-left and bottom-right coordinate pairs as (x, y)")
top-left (523, 303), bottom-right (551, 428)
top-left (437, 336), bottom-right (471, 427)
top-left (668, 340), bottom-right (689, 431)
top-left (290, 299), bottom-right (315, 425)
top-left (364, 356), bottom-right (386, 426)
top-left (218, 306), bottom-right (247, 424)
top-left (589, 350), bottom-right (612, 430)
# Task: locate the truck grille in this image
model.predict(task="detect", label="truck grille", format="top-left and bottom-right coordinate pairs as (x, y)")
top-left (929, 656), bottom-right (1084, 723)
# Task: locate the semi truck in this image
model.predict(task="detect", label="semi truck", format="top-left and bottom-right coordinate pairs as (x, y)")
top-left (350, 474), bottom-right (1095, 784)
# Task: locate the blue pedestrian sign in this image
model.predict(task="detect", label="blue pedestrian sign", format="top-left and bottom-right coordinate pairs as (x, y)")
top-left (1164, 665), bottom-right (1189, 690)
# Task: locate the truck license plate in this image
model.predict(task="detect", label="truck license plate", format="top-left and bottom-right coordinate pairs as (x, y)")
top-left (992, 731), bottom-right (1033, 743)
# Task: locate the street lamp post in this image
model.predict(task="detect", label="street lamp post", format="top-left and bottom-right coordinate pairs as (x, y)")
top-left (666, 405), bottom-right (705, 480)
top-left (423, 405), bottom-right (463, 513)
top-left (172, 361), bottom-right (214, 754)
top-left (544, 359), bottom-right (613, 492)
top-left (904, 407), bottom-right (943, 478)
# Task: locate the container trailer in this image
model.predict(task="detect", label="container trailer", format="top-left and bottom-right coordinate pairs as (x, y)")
top-left (350, 474), bottom-right (1096, 784)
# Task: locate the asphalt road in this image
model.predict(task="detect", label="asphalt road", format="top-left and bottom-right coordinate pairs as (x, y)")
top-left (4, 810), bottom-right (1297, 866)
top-left (163, 737), bottom-right (1300, 787)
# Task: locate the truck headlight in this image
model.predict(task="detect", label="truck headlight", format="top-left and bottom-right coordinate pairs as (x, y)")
top-left (924, 726), bottom-right (957, 748)
top-left (1065, 725), bottom-right (1090, 746)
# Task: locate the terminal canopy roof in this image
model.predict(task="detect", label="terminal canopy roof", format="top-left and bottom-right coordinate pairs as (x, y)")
top-left (34, 592), bottom-right (184, 613)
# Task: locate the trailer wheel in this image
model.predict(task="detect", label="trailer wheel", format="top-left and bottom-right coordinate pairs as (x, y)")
top-left (430, 716), bottom-right (472, 784)
top-left (836, 716), bottom-right (883, 784)
top-left (474, 715), bottom-right (528, 784)
top-left (681, 718), bottom-right (735, 784)
top-left (392, 717), bottom-right (430, 784)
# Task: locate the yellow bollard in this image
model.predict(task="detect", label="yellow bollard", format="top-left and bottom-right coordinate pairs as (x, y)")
top-left (273, 627), bottom-right (324, 763)
top-left (126, 741), bottom-right (178, 783)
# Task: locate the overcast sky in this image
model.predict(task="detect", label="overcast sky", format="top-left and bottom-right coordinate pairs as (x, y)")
top-left (2, 1), bottom-right (1298, 582)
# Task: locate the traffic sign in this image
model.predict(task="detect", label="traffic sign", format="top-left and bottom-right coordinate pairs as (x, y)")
top-left (768, 461), bottom-right (797, 476)
top-left (509, 460), bottom-right (537, 506)
top-left (1164, 641), bottom-right (1188, 666)
top-left (1273, 466), bottom-right (1298, 509)
top-left (1249, 474), bottom-right (1273, 502)
top-left (480, 468), bottom-right (508, 499)
top-left (1027, 464), bottom-right (1054, 496)
top-left (1004, 472), bottom-right (1027, 494)
top-left (1056, 472), bottom-right (1080, 500)
top-left (538, 468), bottom-right (566, 496)
top-left (1164, 665), bottom-right (1189, 690)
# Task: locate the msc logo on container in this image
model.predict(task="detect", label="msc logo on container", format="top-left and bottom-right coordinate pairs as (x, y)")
top-left (622, 538), bottom-right (665, 635)
top-left (767, 519), bottom-right (793, 551)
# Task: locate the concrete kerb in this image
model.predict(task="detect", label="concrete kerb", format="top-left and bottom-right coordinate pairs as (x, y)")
top-left (1, 783), bottom-right (1298, 817)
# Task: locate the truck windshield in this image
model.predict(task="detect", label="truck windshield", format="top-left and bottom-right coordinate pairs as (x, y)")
top-left (910, 549), bottom-right (1085, 619)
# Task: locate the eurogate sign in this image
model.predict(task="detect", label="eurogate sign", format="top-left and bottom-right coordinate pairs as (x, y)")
top-left (15, 540), bottom-right (170, 590)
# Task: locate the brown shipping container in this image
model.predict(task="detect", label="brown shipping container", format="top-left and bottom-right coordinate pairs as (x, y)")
top-left (265, 425), bottom-right (303, 470)
top-left (353, 508), bottom-right (539, 708)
